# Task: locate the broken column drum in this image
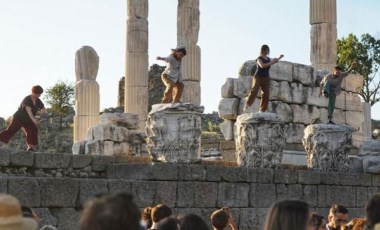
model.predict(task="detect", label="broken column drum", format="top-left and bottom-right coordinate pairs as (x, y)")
top-left (234, 113), bottom-right (286, 168)
top-left (146, 103), bottom-right (204, 163)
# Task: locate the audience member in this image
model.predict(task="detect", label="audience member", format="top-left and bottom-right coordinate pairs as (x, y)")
top-left (150, 204), bottom-right (173, 230)
top-left (342, 218), bottom-right (367, 230)
top-left (157, 217), bottom-right (179, 230)
top-left (311, 213), bottom-right (326, 230)
top-left (0, 194), bottom-right (38, 230)
top-left (79, 192), bottom-right (141, 230)
top-left (142, 206), bottom-right (153, 229)
top-left (327, 204), bottom-right (348, 230)
top-left (211, 208), bottom-right (238, 230)
top-left (264, 199), bottom-right (311, 230)
top-left (179, 214), bottom-right (209, 230)
top-left (365, 193), bottom-right (380, 230)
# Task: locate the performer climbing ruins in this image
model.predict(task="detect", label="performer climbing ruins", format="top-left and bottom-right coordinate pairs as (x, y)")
top-left (244, 45), bottom-right (284, 112)
top-left (0, 85), bottom-right (45, 151)
top-left (319, 62), bottom-right (356, 124)
top-left (156, 46), bottom-right (187, 104)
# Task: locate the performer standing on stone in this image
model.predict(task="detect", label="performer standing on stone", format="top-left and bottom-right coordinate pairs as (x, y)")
top-left (319, 62), bottom-right (356, 124)
top-left (156, 46), bottom-right (187, 104)
top-left (244, 45), bottom-right (283, 112)
top-left (0, 85), bottom-right (45, 151)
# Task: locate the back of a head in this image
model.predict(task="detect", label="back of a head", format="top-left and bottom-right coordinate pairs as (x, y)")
top-left (179, 214), bottom-right (209, 230)
top-left (211, 210), bottom-right (229, 230)
top-left (80, 192), bottom-right (140, 230)
top-left (366, 193), bottom-right (380, 228)
top-left (157, 217), bottom-right (179, 230)
top-left (151, 204), bottom-right (172, 223)
top-left (330, 204), bottom-right (348, 216)
top-left (264, 200), bottom-right (310, 230)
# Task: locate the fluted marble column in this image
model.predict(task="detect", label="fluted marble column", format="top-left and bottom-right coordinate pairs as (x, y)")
top-left (74, 46), bottom-right (100, 142)
top-left (177, 0), bottom-right (201, 105)
top-left (125, 0), bottom-right (148, 130)
top-left (310, 0), bottom-right (337, 71)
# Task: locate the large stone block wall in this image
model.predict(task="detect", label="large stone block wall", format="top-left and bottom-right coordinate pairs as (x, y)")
top-left (219, 60), bottom-right (365, 150)
top-left (0, 151), bottom-right (379, 230)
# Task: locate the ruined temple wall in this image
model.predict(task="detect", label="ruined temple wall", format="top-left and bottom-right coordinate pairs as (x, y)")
top-left (0, 151), bottom-right (378, 230)
top-left (218, 61), bottom-right (365, 150)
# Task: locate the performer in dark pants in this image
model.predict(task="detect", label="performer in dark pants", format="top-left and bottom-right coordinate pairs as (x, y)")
top-left (0, 85), bottom-right (45, 151)
top-left (244, 44), bottom-right (283, 112)
top-left (319, 62), bottom-right (356, 124)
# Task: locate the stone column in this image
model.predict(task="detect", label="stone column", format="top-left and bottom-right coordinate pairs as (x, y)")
top-left (310, 0), bottom-right (337, 71)
top-left (361, 102), bottom-right (372, 139)
top-left (302, 124), bottom-right (354, 172)
top-left (234, 113), bottom-right (286, 168)
top-left (125, 0), bottom-right (149, 130)
top-left (177, 0), bottom-right (201, 105)
top-left (74, 46), bottom-right (100, 142)
top-left (146, 103), bottom-right (204, 163)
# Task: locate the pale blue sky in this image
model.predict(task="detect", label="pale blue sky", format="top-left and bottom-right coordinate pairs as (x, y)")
top-left (0, 0), bottom-right (379, 119)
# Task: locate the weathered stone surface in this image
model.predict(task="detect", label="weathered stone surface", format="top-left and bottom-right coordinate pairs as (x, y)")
top-left (288, 184), bottom-right (303, 199)
top-left (85, 140), bottom-right (101, 155)
top-left (220, 120), bottom-right (235, 141)
top-left (235, 113), bottom-right (286, 168)
top-left (291, 83), bottom-right (307, 104)
top-left (359, 140), bottom-right (380, 173)
top-left (239, 60), bottom-right (257, 76)
top-left (310, 23), bottom-right (337, 71)
top-left (218, 183), bottom-right (249, 207)
top-left (219, 98), bottom-right (239, 120)
top-left (273, 170), bottom-right (297, 184)
top-left (346, 92), bottom-right (362, 111)
top-left (276, 184), bottom-right (288, 200)
top-left (51, 208), bottom-right (80, 230)
top-left (35, 153), bottom-right (72, 169)
top-left (8, 178), bottom-right (40, 207)
top-left (345, 111), bottom-right (363, 130)
top-left (108, 180), bottom-right (132, 194)
top-left (221, 78), bottom-right (235, 98)
top-left (150, 163), bottom-right (178, 180)
top-left (343, 74), bottom-right (364, 93)
top-left (131, 181), bottom-right (157, 207)
top-left (303, 124), bottom-right (354, 172)
top-left (34, 208), bottom-right (57, 227)
top-left (291, 104), bottom-right (320, 124)
top-left (0, 178), bottom-right (7, 193)
top-left (239, 98), bottom-right (260, 114)
top-left (154, 181), bottom-right (177, 207)
top-left (335, 91), bottom-right (346, 110)
top-left (325, 185), bottom-right (356, 207)
top-left (91, 155), bottom-right (115, 171)
top-left (293, 63), bottom-right (313, 85)
top-left (239, 208), bottom-right (268, 230)
top-left (181, 80), bottom-right (201, 106)
top-left (90, 125), bottom-right (129, 142)
top-left (193, 182), bottom-right (218, 207)
top-left (233, 76), bottom-right (253, 98)
top-left (348, 156), bottom-right (363, 173)
top-left (40, 178), bottom-right (80, 207)
top-left (277, 81), bottom-right (292, 103)
top-left (72, 155), bottom-right (92, 168)
top-left (250, 183), bottom-right (276, 207)
top-left (10, 151), bottom-right (34, 167)
top-left (178, 164), bottom-right (206, 181)
top-left (78, 179), bottom-right (108, 206)
top-left (306, 87), bottom-right (328, 107)
top-left (72, 140), bottom-right (86, 155)
top-left (146, 103), bottom-right (203, 163)
top-left (75, 46), bottom-right (99, 80)
top-left (298, 170), bottom-right (320, 184)
top-left (176, 182), bottom-right (195, 207)
top-left (285, 124), bottom-right (305, 144)
top-left (267, 101), bottom-right (292, 123)
top-left (270, 61), bottom-right (293, 82)
top-left (106, 163), bottom-right (150, 180)
top-left (303, 185), bottom-right (318, 206)
top-left (0, 150), bottom-right (11, 166)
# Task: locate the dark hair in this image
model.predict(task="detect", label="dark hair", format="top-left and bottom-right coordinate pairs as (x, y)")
top-left (157, 217), bottom-right (179, 230)
top-left (80, 192), bottom-right (140, 230)
top-left (179, 214), bottom-right (209, 230)
top-left (366, 193), bottom-right (380, 228)
top-left (32, 85), bottom-right (44, 94)
top-left (142, 206), bottom-right (153, 229)
top-left (151, 204), bottom-right (172, 223)
top-left (211, 210), bottom-right (229, 230)
top-left (261, 44), bottom-right (270, 54)
top-left (171, 46), bottom-right (187, 56)
top-left (21, 206), bottom-right (36, 219)
top-left (329, 204), bottom-right (348, 216)
top-left (334, 66), bottom-right (343, 71)
top-left (311, 213), bottom-right (325, 230)
top-left (264, 200), bottom-right (310, 230)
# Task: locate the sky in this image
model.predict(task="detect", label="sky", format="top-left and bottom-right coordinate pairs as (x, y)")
top-left (0, 0), bottom-right (379, 120)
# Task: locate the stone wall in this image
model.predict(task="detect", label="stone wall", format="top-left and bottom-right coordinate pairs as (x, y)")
top-left (219, 60), bottom-right (365, 151)
top-left (1, 151), bottom-right (379, 230)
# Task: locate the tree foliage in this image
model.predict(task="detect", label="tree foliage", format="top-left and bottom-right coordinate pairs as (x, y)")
top-left (44, 81), bottom-right (75, 128)
top-left (337, 33), bottom-right (380, 106)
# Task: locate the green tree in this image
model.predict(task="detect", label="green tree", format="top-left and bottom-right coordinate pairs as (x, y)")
top-left (337, 33), bottom-right (380, 106)
top-left (44, 81), bottom-right (75, 129)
